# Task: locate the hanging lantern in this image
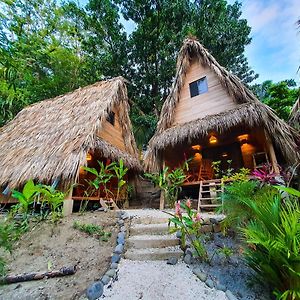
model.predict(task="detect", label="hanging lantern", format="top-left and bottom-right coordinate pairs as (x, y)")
top-left (209, 135), bottom-right (217, 144)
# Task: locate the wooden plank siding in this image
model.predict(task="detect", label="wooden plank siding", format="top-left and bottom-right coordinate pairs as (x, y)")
top-left (173, 60), bottom-right (238, 125)
top-left (97, 107), bottom-right (126, 151)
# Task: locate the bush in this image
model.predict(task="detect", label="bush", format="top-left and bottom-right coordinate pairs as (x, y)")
top-left (242, 193), bottom-right (300, 300)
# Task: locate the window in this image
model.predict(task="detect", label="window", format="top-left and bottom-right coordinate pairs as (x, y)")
top-left (189, 77), bottom-right (208, 97)
top-left (106, 111), bottom-right (115, 126)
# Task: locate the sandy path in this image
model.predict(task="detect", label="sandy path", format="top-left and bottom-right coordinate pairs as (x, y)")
top-left (102, 260), bottom-right (227, 300)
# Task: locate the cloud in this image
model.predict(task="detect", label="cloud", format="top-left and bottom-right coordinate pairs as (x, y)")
top-left (238, 0), bottom-right (300, 83)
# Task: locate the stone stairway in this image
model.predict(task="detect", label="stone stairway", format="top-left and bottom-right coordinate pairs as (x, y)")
top-left (124, 214), bottom-right (183, 261)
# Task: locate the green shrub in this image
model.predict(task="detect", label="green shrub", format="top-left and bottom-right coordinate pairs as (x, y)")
top-left (145, 166), bottom-right (186, 207)
top-left (242, 194), bottom-right (300, 300)
top-left (73, 221), bottom-right (111, 242)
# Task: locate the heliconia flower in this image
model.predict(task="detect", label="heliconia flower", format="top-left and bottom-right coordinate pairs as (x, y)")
top-left (195, 212), bottom-right (201, 222)
top-left (186, 199), bottom-right (191, 208)
top-left (175, 201), bottom-right (182, 217)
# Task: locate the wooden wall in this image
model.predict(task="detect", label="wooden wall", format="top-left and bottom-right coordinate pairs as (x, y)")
top-left (98, 107), bottom-right (126, 151)
top-left (173, 59), bottom-right (238, 125)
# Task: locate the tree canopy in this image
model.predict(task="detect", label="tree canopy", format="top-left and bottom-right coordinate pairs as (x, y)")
top-left (1, 0), bottom-right (287, 148)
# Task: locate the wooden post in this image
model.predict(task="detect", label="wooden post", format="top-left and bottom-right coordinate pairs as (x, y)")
top-left (264, 130), bottom-right (280, 174)
top-left (159, 159), bottom-right (166, 210)
top-left (63, 187), bottom-right (73, 216)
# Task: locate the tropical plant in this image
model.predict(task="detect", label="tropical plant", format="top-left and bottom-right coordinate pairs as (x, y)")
top-left (166, 199), bottom-right (207, 261)
top-left (35, 184), bottom-right (65, 223)
top-left (113, 159), bottom-right (128, 201)
top-left (252, 164), bottom-right (279, 186)
top-left (241, 192), bottom-right (300, 300)
top-left (220, 180), bottom-right (261, 230)
top-left (223, 167), bottom-right (250, 182)
top-left (11, 179), bottom-right (37, 216)
top-left (145, 166), bottom-right (186, 206)
top-left (83, 161), bottom-right (116, 199)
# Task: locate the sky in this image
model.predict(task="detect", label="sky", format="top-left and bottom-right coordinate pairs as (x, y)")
top-left (79, 0), bottom-right (300, 85)
top-left (230, 0), bottom-right (300, 84)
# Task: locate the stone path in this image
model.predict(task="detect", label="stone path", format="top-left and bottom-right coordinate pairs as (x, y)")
top-left (101, 209), bottom-right (227, 300)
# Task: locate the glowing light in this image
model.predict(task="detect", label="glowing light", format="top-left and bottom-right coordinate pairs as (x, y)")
top-left (194, 152), bottom-right (203, 161)
top-left (222, 152), bottom-right (228, 158)
top-left (209, 135), bottom-right (217, 144)
top-left (237, 134), bottom-right (249, 143)
top-left (86, 153), bottom-right (92, 161)
top-left (192, 144), bottom-right (201, 151)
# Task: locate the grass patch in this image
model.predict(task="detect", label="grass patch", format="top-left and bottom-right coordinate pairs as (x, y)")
top-left (73, 221), bottom-right (112, 242)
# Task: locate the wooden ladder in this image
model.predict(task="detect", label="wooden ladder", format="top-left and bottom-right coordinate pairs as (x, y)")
top-left (197, 179), bottom-right (224, 211)
top-left (100, 198), bottom-right (120, 211)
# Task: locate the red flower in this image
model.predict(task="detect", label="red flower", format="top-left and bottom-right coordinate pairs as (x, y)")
top-left (186, 199), bottom-right (191, 208)
top-left (175, 201), bottom-right (182, 217)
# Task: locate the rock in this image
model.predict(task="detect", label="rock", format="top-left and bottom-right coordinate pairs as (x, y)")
top-left (117, 236), bottom-right (125, 245)
top-left (110, 262), bottom-right (118, 269)
top-left (86, 281), bottom-right (103, 300)
top-left (121, 212), bottom-right (129, 220)
top-left (117, 211), bottom-right (124, 217)
top-left (117, 232), bottom-right (126, 244)
top-left (229, 257), bottom-right (239, 266)
top-left (185, 248), bottom-right (193, 256)
top-left (216, 283), bottom-right (226, 292)
top-left (209, 217), bottom-right (219, 224)
top-left (114, 244), bottom-right (124, 254)
top-left (101, 275), bottom-right (111, 285)
top-left (183, 253), bottom-right (192, 265)
top-left (117, 219), bottom-right (124, 226)
top-left (192, 268), bottom-right (207, 282)
top-left (106, 269), bottom-right (116, 278)
top-left (117, 232), bottom-right (126, 239)
top-left (111, 254), bottom-right (121, 263)
top-left (205, 279), bottom-right (214, 288)
top-left (97, 207), bottom-right (106, 212)
top-left (200, 224), bottom-right (213, 233)
top-left (166, 257), bottom-right (178, 265)
top-left (213, 223), bottom-right (222, 233)
top-left (176, 231), bottom-right (182, 239)
top-left (225, 290), bottom-right (238, 300)
top-left (120, 226), bottom-right (126, 232)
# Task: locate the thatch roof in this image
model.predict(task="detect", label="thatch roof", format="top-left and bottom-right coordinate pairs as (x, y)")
top-left (145, 38), bottom-right (299, 170)
top-left (0, 77), bottom-right (141, 190)
top-left (290, 97), bottom-right (300, 129)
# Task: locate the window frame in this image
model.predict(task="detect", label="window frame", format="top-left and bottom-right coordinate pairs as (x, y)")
top-left (189, 76), bottom-right (208, 98)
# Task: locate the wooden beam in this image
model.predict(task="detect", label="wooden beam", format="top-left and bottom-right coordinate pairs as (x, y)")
top-left (264, 130), bottom-right (280, 173)
top-left (63, 187), bottom-right (73, 216)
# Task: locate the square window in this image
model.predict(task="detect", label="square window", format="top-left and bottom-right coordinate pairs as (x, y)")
top-left (189, 77), bottom-right (208, 97)
top-left (106, 112), bottom-right (115, 126)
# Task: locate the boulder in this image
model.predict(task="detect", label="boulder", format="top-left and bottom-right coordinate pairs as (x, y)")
top-left (86, 281), bottom-right (103, 300)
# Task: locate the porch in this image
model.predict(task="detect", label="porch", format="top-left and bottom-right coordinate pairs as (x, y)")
top-left (162, 126), bottom-right (280, 210)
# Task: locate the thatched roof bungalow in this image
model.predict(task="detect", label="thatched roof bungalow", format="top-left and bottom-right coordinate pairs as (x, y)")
top-left (144, 38), bottom-right (299, 209)
top-left (0, 77), bottom-right (141, 207)
top-left (290, 97), bottom-right (300, 130)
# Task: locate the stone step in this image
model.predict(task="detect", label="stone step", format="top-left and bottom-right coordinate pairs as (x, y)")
top-left (130, 223), bottom-right (171, 235)
top-left (127, 234), bottom-right (180, 249)
top-left (124, 246), bottom-right (183, 261)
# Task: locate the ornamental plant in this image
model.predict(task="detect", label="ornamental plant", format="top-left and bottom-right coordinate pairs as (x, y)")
top-left (166, 199), bottom-right (208, 261)
top-left (145, 166), bottom-right (186, 206)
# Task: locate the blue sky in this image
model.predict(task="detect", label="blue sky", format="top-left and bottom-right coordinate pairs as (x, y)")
top-left (79, 0), bottom-right (300, 84)
top-left (229, 0), bottom-right (300, 84)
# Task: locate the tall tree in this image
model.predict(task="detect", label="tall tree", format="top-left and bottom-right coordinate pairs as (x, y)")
top-left (253, 80), bottom-right (299, 121)
top-left (0, 0), bottom-right (88, 126)
top-left (115, 0), bottom-right (257, 146)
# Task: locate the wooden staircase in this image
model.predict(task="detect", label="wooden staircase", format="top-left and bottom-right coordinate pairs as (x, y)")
top-left (197, 179), bottom-right (223, 211)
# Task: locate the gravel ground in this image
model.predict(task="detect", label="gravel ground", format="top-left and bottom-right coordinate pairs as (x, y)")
top-left (196, 233), bottom-right (271, 300)
top-left (126, 208), bottom-right (225, 221)
top-left (102, 260), bottom-right (227, 300)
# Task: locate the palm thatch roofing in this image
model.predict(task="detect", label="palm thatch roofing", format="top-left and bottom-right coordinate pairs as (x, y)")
top-left (290, 97), bottom-right (300, 129)
top-left (145, 38), bottom-right (299, 170)
top-left (0, 77), bottom-right (141, 190)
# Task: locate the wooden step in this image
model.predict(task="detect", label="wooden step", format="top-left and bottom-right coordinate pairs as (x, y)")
top-left (199, 204), bottom-right (221, 208)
